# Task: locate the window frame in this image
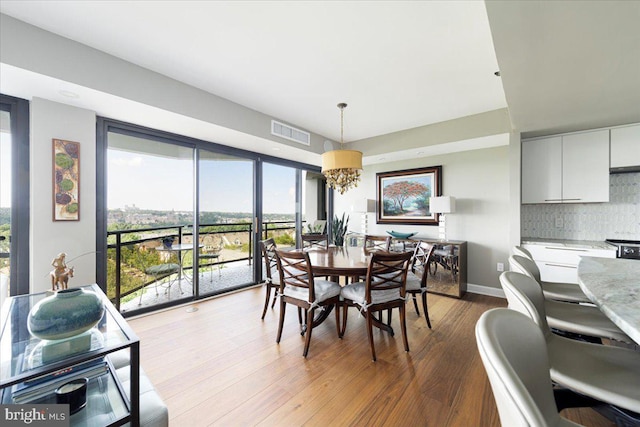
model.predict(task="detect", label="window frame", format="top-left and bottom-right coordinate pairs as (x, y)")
top-left (0, 94), bottom-right (30, 296)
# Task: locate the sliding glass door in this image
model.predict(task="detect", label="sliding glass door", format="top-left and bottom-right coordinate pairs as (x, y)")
top-left (262, 163), bottom-right (297, 250)
top-left (106, 132), bottom-right (195, 313)
top-left (0, 94), bottom-right (29, 302)
top-left (0, 108), bottom-right (11, 306)
top-left (98, 118), bottom-right (325, 316)
top-left (198, 150), bottom-right (255, 298)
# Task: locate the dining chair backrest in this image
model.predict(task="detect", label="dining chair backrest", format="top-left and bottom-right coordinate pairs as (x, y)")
top-left (499, 271), bottom-right (552, 337)
top-left (301, 234), bottom-right (329, 249)
top-left (260, 238), bottom-right (278, 283)
top-left (410, 241), bottom-right (434, 277)
top-left (476, 308), bottom-right (568, 427)
top-left (364, 235), bottom-right (392, 251)
top-left (275, 249), bottom-right (315, 301)
top-left (509, 255), bottom-right (541, 283)
top-left (365, 251), bottom-right (413, 303)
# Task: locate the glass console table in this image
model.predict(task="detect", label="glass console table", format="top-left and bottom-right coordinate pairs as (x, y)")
top-left (390, 237), bottom-right (468, 298)
top-left (0, 284), bottom-right (140, 426)
top-left (346, 233), bottom-right (468, 298)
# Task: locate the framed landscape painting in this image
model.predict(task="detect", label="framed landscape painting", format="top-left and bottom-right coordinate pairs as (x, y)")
top-left (376, 165), bottom-right (441, 225)
top-left (53, 139), bottom-right (80, 221)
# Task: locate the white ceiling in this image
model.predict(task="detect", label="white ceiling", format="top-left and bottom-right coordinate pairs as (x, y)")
top-left (0, 0), bottom-right (506, 144)
top-left (1, 1), bottom-right (638, 157)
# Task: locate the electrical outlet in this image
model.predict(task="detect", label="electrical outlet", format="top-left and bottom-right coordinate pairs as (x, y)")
top-left (497, 262), bottom-right (504, 272)
top-left (555, 217), bottom-right (563, 228)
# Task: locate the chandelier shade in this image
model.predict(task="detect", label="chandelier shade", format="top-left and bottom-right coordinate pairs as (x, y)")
top-left (321, 103), bottom-right (363, 194)
top-left (321, 150), bottom-right (363, 171)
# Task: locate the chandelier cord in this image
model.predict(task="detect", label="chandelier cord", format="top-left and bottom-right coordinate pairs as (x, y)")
top-left (340, 104), bottom-right (344, 146)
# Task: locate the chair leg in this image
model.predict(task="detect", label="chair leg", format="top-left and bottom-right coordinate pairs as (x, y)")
top-left (386, 308), bottom-right (392, 326)
top-left (138, 283), bottom-right (146, 306)
top-left (366, 311), bottom-right (377, 362)
top-left (261, 284), bottom-right (271, 320)
top-left (340, 304), bottom-right (349, 337)
top-left (400, 305), bottom-right (409, 352)
top-left (412, 293), bottom-right (420, 316)
top-left (302, 307), bottom-right (314, 358)
top-left (270, 287), bottom-right (278, 308)
top-left (334, 302), bottom-right (341, 338)
top-left (276, 299), bottom-right (287, 343)
top-left (421, 291), bottom-right (432, 329)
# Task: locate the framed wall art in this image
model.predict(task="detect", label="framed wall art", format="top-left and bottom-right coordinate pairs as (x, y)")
top-left (376, 165), bottom-right (442, 225)
top-left (53, 139), bottom-right (80, 221)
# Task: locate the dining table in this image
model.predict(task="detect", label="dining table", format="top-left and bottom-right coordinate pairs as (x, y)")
top-left (299, 245), bottom-right (404, 334)
top-left (577, 256), bottom-right (640, 345)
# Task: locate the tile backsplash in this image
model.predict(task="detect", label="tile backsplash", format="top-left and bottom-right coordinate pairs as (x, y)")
top-left (522, 172), bottom-right (640, 241)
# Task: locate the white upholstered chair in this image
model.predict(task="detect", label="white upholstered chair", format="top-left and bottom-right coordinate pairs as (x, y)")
top-left (499, 271), bottom-right (640, 415)
top-left (509, 255), bottom-right (590, 303)
top-left (476, 308), bottom-right (582, 427)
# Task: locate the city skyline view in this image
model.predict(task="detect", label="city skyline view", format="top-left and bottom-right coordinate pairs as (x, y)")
top-left (108, 148), bottom-right (298, 215)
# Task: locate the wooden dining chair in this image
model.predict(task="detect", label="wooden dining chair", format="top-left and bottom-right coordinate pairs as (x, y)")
top-left (340, 250), bottom-right (413, 361)
top-left (405, 241), bottom-right (435, 328)
top-left (301, 234), bottom-right (329, 249)
top-left (259, 238), bottom-right (280, 320)
top-left (364, 235), bottom-right (391, 251)
top-left (274, 249), bottom-right (342, 357)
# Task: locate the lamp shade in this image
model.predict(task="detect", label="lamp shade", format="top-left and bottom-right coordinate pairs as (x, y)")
top-left (429, 196), bottom-right (456, 214)
top-left (321, 150), bottom-right (363, 172)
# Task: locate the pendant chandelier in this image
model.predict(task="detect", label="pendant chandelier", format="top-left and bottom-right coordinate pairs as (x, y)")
top-left (321, 103), bottom-right (363, 195)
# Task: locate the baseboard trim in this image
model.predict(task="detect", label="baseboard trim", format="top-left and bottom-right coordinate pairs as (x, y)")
top-left (467, 283), bottom-right (505, 298)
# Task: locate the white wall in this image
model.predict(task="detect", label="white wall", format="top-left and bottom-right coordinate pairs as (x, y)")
top-left (30, 98), bottom-right (96, 293)
top-left (335, 144), bottom-right (512, 290)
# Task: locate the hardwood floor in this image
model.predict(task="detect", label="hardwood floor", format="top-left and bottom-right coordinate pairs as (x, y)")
top-left (129, 286), bottom-right (615, 426)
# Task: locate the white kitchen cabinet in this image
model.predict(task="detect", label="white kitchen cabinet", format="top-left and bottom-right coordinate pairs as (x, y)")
top-left (522, 136), bottom-right (562, 203)
top-left (522, 130), bottom-right (610, 204)
top-left (611, 124), bottom-right (640, 169)
top-left (522, 243), bottom-right (616, 284)
top-left (562, 130), bottom-right (610, 203)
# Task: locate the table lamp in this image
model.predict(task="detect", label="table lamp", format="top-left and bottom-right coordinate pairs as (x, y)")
top-left (352, 198), bottom-right (376, 235)
top-left (429, 196), bottom-right (456, 241)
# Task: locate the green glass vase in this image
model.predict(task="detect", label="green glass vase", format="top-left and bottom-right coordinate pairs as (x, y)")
top-left (28, 288), bottom-right (105, 340)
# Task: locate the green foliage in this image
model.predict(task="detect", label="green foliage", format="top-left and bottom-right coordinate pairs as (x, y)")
top-left (0, 208), bottom-right (11, 226)
top-left (274, 233), bottom-right (295, 246)
top-left (331, 213), bottom-right (349, 246)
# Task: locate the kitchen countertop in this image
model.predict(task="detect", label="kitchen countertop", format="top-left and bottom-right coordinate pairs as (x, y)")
top-left (577, 257), bottom-right (640, 344)
top-left (521, 238), bottom-right (616, 251)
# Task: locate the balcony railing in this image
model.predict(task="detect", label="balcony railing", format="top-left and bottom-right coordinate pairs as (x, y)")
top-left (107, 221), bottom-right (298, 312)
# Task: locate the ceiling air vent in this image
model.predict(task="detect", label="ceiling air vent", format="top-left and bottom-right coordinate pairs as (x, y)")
top-left (271, 120), bottom-right (310, 146)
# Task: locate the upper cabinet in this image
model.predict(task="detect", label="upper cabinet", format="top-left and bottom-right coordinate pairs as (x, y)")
top-left (611, 124), bottom-right (640, 169)
top-left (522, 130), bottom-right (609, 204)
top-left (522, 136), bottom-right (563, 203)
top-left (562, 130), bottom-right (610, 202)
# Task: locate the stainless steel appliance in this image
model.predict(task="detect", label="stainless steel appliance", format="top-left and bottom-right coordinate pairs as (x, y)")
top-left (605, 239), bottom-right (640, 260)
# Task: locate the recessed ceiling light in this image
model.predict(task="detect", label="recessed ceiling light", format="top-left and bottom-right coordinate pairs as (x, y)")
top-left (59, 90), bottom-right (79, 98)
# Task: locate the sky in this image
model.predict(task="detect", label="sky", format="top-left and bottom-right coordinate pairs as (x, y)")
top-left (107, 148), bottom-right (297, 214)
